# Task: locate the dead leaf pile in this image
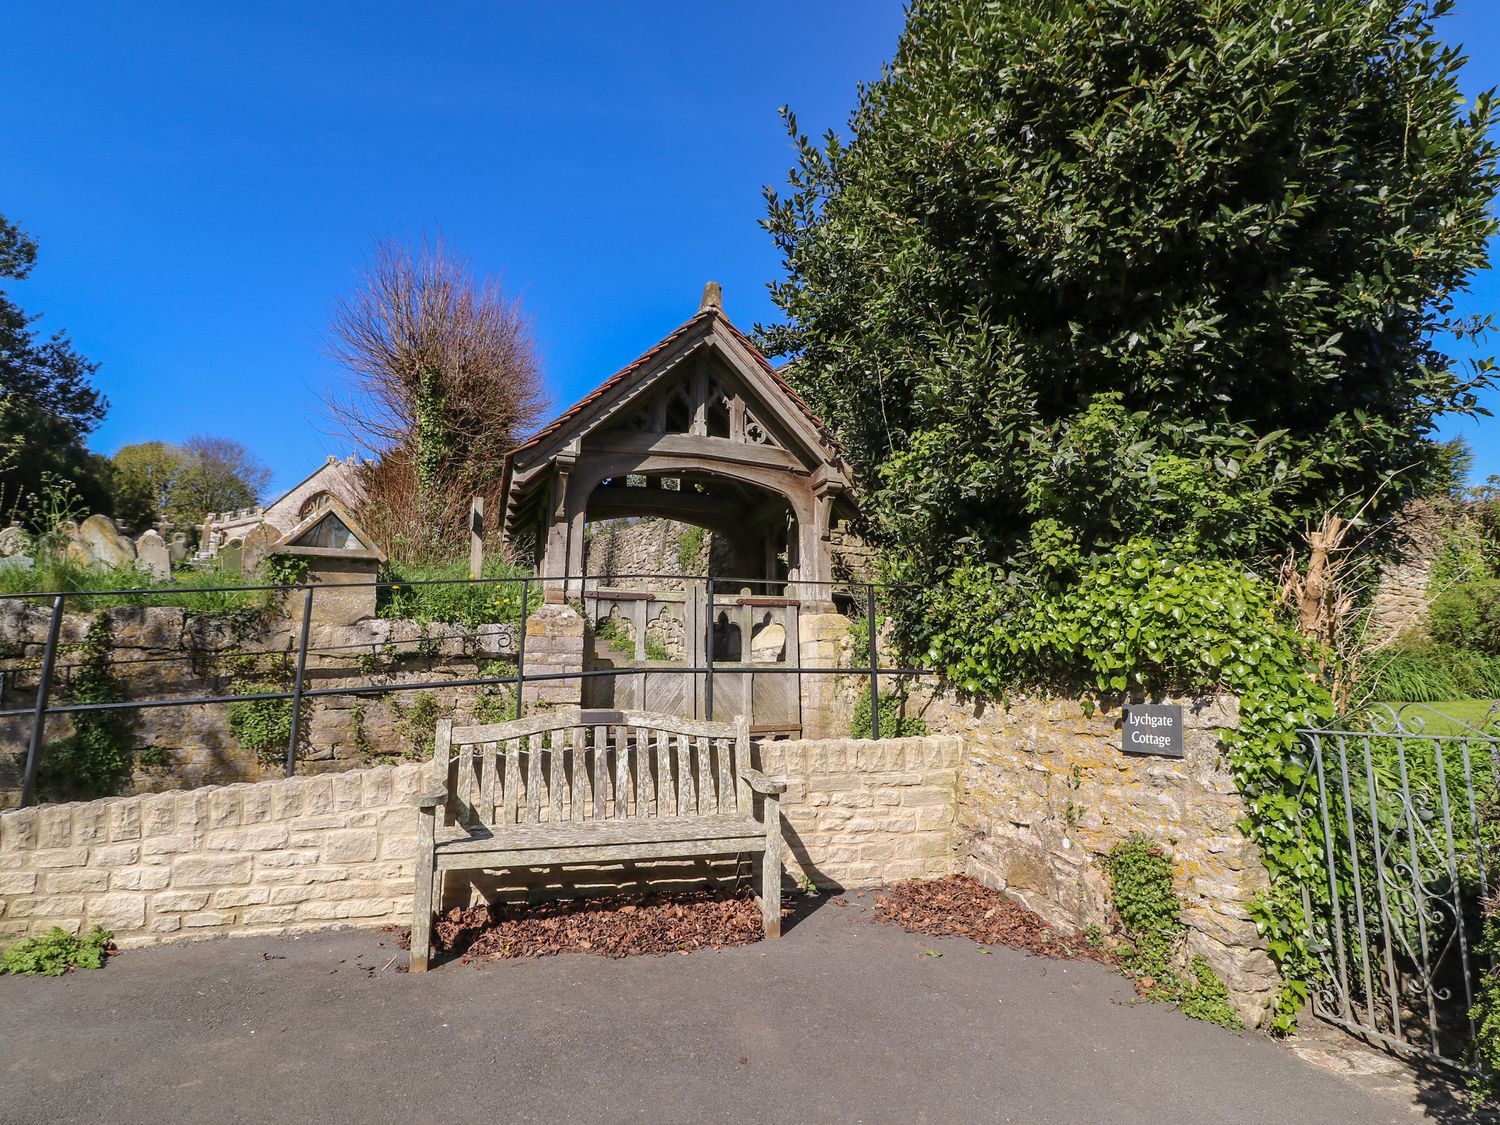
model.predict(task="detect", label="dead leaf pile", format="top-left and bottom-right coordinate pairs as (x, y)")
top-left (875, 875), bottom-right (1116, 966)
top-left (401, 888), bottom-right (766, 964)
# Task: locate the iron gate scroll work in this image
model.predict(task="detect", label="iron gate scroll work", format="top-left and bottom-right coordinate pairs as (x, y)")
top-left (1300, 703), bottom-right (1498, 1071)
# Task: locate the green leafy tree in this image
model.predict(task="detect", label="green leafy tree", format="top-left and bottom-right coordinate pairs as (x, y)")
top-left (762, 0), bottom-right (1500, 622)
top-left (111, 441), bottom-right (190, 529)
top-left (0, 214), bottom-right (112, 517)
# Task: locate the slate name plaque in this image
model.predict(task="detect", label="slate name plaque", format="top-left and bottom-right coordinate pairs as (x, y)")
top-left (1122, 703), bottom-right (1184, 758)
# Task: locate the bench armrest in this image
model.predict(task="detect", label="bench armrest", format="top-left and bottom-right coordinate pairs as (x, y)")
top-left (412, 790), bottom-right (447, 810)
top-left (741, 769), bottom-right (787, 796)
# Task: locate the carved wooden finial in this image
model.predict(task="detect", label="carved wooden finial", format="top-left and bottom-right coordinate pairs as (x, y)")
top-left (699, 281), bottom-right (723, 313)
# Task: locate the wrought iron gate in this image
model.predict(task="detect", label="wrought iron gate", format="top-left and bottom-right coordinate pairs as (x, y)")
top-left (1300, 704), bottom-right (1498, 1070)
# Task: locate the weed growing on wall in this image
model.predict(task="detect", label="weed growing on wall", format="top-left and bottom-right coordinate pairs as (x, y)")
top-left (1104, 835), bottom-right (1242, 1030)
top-left (31, 613), bottom-right (135, 801)
top-left (225, 654), bottom-right (300, 768)
top-left (849, 689), bottom-right (928, 740)
top-left (0, 926), bottom-right (113, 976)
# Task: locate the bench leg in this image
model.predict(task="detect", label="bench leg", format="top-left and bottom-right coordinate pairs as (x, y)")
top-left (410, 853), bottom-right (435, 972)
top-left (761, 795), bottom-right (782, 939)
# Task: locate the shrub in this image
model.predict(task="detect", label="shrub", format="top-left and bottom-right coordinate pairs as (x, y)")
top-left (30, 613), bottom-right (134, 801)
top-left (378, 557), bottom-right (535, 629)
top-left (849, 689), bottom-right (928, 740)
top-left (1429, 581), bottom-right (1500, 655)
top-left (1, 926), bottom-right (113, 976)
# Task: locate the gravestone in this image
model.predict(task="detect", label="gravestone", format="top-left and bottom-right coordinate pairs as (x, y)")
top-left (220, 540), bottom-right (243, 576)
top-left (240, 523), bottom-right (280, 574)
top-left (0, 525), bottom-right (31, 558)
top-left (135, 530), bottom-right (171, 580)
top-left (168, 532), bottom-right (190, 564)
top-left (69, 514), bottom-right (136, 568)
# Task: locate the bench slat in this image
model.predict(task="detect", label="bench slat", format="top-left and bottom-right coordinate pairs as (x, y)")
top-left (436, 813), bottom-right (764, 852)
top-left (656, 729), bottom-right (673, 816)
top-left (503, 740), bottom-right (519, 826)
top-left (435, 834), bottom-right (767, 872)
top-left (592, 726), bottom-right (607, 820)
top-left (716, 737), bottom-right (733, 815)
top-left (570, 727), bottom-right (586, 822)
top-left (696, 736), bottom-right (712, 815)
top-left (614, 726), bottom-right (629, 819)
top-left (526, 735), bottom-right (542, 825)
top-left (677, 733), bottom-right (694, 816)
top-left (479, 741), bottom-right (496, 825)
top-left (635, 726), bottom-right (650, 818)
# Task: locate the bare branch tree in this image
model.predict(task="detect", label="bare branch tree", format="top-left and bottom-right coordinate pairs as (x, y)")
top-left (324, 235), bottom-right (548, 561)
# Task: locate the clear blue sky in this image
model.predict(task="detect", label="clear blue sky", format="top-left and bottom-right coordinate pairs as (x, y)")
top-left (3, 2), bottom-right (1499, 495)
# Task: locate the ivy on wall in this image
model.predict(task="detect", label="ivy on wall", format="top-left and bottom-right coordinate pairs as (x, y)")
top-left (925, 539), bottom-right (1333, 1031)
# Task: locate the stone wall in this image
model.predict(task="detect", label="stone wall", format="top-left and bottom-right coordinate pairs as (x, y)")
top-left (0, 601), bottom-right (525, 807)
top-left (0, 735), bottom-right (962, 949)
top-left (762, 735), bottom-right (961, 889)
top-left (925, 692), bottom-right (1279, 1025)
top-left (0, 763), bottom-right (427, 947)
top-left (1365, 499), bottom-right (1452, 647)
top-left (583, 518), bottom-right (730, 587)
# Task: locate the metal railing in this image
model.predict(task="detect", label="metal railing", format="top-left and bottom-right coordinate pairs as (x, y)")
top-left (2, 572), bottom-right (932, 807)
top-left (1300, 703), bottom-right (1499, 1072)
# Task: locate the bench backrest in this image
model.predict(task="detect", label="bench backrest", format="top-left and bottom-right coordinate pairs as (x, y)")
top-left (433, 708), bottom-right (752, 830)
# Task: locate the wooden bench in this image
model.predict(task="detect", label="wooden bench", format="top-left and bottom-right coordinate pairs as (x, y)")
top-left (410, 708), bottom-right (787, 971)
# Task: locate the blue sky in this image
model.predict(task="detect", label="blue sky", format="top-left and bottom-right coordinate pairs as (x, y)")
top-left (3, 2), bottom-right (1499, 496)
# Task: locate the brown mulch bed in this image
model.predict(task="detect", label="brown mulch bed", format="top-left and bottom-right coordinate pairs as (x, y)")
top-left (874, 874), bottom-right (1118, 967)
top-left (396, 888), bottom-right (766, 965)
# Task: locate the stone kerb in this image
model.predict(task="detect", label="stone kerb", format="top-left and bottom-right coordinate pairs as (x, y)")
top-left (0, 762), bottom-right (428, 948)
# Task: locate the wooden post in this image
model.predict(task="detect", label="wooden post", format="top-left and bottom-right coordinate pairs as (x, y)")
top-left (469, 494), bottom-right (485, 580)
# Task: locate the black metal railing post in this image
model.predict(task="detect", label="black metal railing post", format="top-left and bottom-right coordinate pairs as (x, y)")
top-left (515, 578), bottom-right (528, 719)
top-left (867, 583), bottom-right (880, 740)
top-left (704, 576), bottom-right (715, 721)
top-left (285, 585), bottom-right (313, 777)
top-left (19, 594), bottom-right (65, 808)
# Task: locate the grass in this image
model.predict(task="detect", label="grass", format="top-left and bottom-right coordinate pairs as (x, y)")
top-left (0, 556), bottom-right (268, 614)
top-left (1379, 699), bottom-right (1500, 736)
top-left (378, 556), bottom-right (537, 628)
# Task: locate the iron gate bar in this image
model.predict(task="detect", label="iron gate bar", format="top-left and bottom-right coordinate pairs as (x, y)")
top-left (1301, 704), bottom-right (1499, 1073)
top-left (867, 583), bottom-right (880, 741)
top-left (17, 595), bottom-right (65, 809)
top-left (285, 586), bottom-right (314, 777)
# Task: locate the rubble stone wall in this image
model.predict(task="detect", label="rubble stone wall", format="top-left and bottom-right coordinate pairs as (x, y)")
top-left (924, 692), bottom-right (1280, 1025)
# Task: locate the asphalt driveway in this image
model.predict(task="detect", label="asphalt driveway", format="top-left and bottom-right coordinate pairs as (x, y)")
top-left (0, 897), bottom-right (1457, 1123)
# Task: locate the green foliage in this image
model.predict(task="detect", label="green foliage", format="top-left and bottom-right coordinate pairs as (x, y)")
top-left (677, 525), bottom-right (706, 573)
top-left (391, 690), bottom-right (441, 759)
top-left (764, 0), bottom-right (1499, 596)
top-left (1104, 836), bottom-right (1243, 1030)
top-left (31, 613), bottom-right (134, 801)
top-left (1429, 581), bottom-right (1500, 655)
top-left (643, 635), bottom-right (671, 662)
top-left (923, 540), bottom-right (1329, 1029)
top-left (0, 213), bottom-right (113, 520)
top-left (226, 655), bottom-right (298, 767)
top-left (262, 554), bottom-right (310, 588)
top-left (378, 558), bottom-right (536, 629)
top-left (849, 689), bottom-right (928, 740)
top-left (593, 615), bottom-right (634, 656)
top-left (0, 925), bottom-right (112, 976)
top-left (473, 661), bottom-right (519, 724)
top-left (1363, 642), bottom-right (1500, 702)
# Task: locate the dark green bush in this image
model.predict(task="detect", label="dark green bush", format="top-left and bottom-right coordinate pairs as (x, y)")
top-left (1429, 581), bottom-right (1500, 655)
